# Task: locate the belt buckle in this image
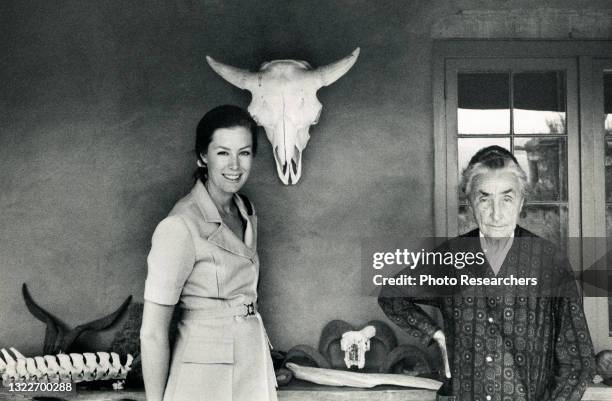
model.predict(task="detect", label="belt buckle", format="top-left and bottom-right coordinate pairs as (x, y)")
top-left (244, 302), bottom-right (255, 316)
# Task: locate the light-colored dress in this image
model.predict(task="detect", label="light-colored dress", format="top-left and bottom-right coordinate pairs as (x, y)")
top-left (144, 181), bottom-right (277, 401)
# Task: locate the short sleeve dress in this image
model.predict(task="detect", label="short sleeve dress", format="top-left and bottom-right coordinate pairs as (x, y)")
top-left (144, 181), bottom-right (277, 401)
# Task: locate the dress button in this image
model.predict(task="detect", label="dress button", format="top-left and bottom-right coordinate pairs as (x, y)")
top-left (486, 356), bottom-right (493, 362)
top-left (488, 317), bottom-right (494, 323)
top-left (486, 396), bottom-right (492, 401)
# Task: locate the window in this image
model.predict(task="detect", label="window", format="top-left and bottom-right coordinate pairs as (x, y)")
top-left (433, 40), bottom-right (612, 350)
top-left (455, 67), bottom-right (572, 247)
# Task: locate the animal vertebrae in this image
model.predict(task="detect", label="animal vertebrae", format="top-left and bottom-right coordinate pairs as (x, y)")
top-left (0, 347), bottom-right (133, 385)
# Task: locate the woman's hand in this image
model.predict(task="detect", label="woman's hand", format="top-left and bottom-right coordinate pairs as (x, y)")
top-left (140, 300), bottom-right (175, 401)
top-left (433, 329), bottom-right (451, 379)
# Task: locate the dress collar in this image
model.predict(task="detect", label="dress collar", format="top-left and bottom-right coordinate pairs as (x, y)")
top-left (191, 180), bottom-right (256, 256)
top-left (192, 180), bottom-right (223, 223)
top-left (192, 180), bottom-right (250, 223)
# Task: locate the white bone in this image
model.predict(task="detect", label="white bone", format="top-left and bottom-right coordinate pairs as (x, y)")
top-left (340, 325), bottom-right (376, 369)
top-left (0, 349), bottom-right (133, 384)
top-left (15, 357), bottom-right (28, 378)
top-left (34, 356), bottom-right (47, 373)
top-left (110, 352), bottom-right (121, 369)
top-left (69, 353), bottom-right (86, 381)
top-left (83, 352), bottom-right (98, 368)
top-left (61, 353), bottom-right (83, 381)
top-left (82, 353), bottom-right (99, 381)
top-left (4, 360), bottom-right (17, 381)
top-left (125, 354), bottom-right (134, 369)
top-left (70, 353), bottom-right (85, 368)
top-left (96, 352), bottom-right (111, 380)
top-left (43, 355), bottom-right (62, 382)
top-left (10, 347), bottom-right (26, 360)
top-left (116, 353), bottom-right (134, 378)
top-left (55, 354), bottom-right (74, 381)
top-left (1, 349), bottom-right (16, 365)
top-left (286, 362), bottom-right (442, 390)
top-left (25, 358), bottom-right (41, 378)
top-left (207, 48), bottom-right (360, 185)
top-left (102, 352), bottom-right (120, 380)
top-left (2, 349), bottom-right (16, 381)
top-left (34, 356), bottom-right (49, 382)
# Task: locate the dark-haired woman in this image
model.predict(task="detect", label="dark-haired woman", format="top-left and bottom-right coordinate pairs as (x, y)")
top-left (140, 105), bottom-right (277, 401)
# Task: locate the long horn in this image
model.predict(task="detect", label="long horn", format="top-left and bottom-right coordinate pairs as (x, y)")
top-left (318, 319), bottom-right (354, 360)
top-left (313, 47), bottom-right (360, 87)
top-left (60, 295), bottom-right (132, 352)
top-left (206, 56), bottom-right (258, 91)
top-left (22, 283), bottom-right (63, 354)
top-left (283, 345), bottom-right (331, 369)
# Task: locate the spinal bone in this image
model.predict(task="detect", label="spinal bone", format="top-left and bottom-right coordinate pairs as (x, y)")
top-left (0, 348), bottom-right (132, 386)
top-left (340, 325), bottom-right (376, 369)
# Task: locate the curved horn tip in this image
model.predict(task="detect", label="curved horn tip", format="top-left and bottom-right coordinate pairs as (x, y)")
top-left (205, 55), bottom-right (256, 91)
top-left (205, 55), bottom-right (216, 65)
top-left (316, 47), bottom-right (361, 87)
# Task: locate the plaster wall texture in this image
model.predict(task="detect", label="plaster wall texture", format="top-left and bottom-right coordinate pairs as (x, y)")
top-left (1, 0), bottom-right (611, 355)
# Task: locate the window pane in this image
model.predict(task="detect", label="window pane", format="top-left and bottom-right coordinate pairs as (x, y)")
top-left (520, 205), bottom-right (567, 248)
top-left (457, 138), bottom-right (510, 202)
top-left (514, 137), bottom-right (567, 202)
top-left (458, 73), bottom-right (510, 135)
top-left (513, 72), bottom-right (566, 135)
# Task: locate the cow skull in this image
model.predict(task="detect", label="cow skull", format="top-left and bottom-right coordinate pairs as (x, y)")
top-left (206, 48), bottom-right (360, 185)
top-left (340, 325), bottom-right (376, 369)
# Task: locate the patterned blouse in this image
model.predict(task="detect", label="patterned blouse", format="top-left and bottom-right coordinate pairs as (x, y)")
top-left (378, 227), bottom-right (595, 401)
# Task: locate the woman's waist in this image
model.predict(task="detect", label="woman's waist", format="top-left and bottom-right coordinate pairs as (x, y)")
top-left (179, 292), bottom-right (256, 308)
top-left (180, 302), bottom-right (260, 320)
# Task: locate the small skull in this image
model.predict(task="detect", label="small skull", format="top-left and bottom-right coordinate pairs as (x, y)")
top-left (340, 325), bottom-right (376, 369)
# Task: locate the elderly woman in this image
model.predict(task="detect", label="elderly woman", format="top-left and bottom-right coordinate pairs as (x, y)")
top-left (379, 146), bottom-right (594, 401)
top-left (140, 105), bottom-right (277, 401)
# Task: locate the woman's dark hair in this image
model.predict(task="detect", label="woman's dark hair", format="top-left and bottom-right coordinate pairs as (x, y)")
top-left (194, 105), bottom-right (258, 182)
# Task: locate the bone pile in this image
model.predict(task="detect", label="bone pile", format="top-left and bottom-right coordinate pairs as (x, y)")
top-left (0, 347), bottom-right (133, 385)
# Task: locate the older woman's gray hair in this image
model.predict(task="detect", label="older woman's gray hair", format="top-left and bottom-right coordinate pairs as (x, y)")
top-left (460, 145), bottom-right (529, 199)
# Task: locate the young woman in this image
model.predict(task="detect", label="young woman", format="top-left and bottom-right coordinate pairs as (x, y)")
top-left (140, 105), bottom-right (277, 401)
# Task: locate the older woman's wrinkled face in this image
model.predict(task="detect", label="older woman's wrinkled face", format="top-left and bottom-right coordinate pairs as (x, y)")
top-left (468, 168), bottom-right (524, 238)
top-left (201, 126), bottom-right (253, 197)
